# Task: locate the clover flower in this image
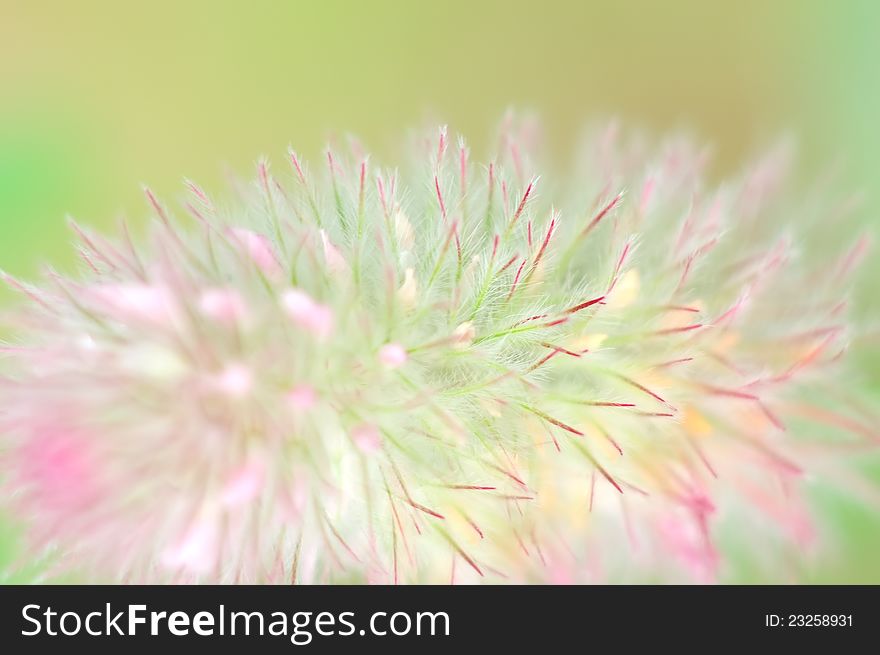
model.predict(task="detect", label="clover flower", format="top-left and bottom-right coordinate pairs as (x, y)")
top-left (1, 120), bottom-right (875, 583)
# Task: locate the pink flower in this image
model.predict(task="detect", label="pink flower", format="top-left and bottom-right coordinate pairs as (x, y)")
top-left (221, 461), bottom-right (265, 507)
top-left (198, 288), bottom-right (248, 325)
top-left (17, 425), bottom-right (102, 514)
top-left (287, 385), bottom-right (317, 412)
top-left (90, 284), bottom-right (179, 325)
top-left (320, 230), bottom-right (348, 274)
top-left (378, 343), bottom-right (408, 369)
top-left (0, 122), bottom-right (870, 584)
top-left (228, 228), bottom-right (282, 278)
top-left (351, 424), bottom-right (382, 454)
top-left (161, 520), bottom-right (218, 575)
top-left (214, 364), bottom-right (253, 397)
top-left (281, 289), bottom-right (334, 340)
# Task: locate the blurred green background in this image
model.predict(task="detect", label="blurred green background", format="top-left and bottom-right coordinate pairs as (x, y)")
top-left (1, 0), bottom-right (878, 582)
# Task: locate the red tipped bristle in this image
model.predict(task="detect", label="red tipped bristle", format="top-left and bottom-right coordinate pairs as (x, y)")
top-left (358, 160), bottom-right (367, 207)
top-left (689, 438), bottom-right (718, 479)
top-left (757, 400), bottom-right (786, 431)
top-left (405, 499), bottom-right (445, 520)
top-left (524, 405), bottom-right (584, 436)
top-left (450, 541), bottom-right (483, 577)
top-left (526, 349), bottom-right (562, 373)
top-left (660, 305), bottom-right (701, 314)
top-left (324, 515), bottom-right (362, 563)
top-left (612, 239), bottom-right (633, 279)
top-left (77, 248), bottom-right (101, 274)
top-left (674, 204), bottom-right (697, 255)
top-left (144, 187), bottom-right (169, 225)
top-left (1, 273), bottom-right (53, 310)
top-left (507, 178), bottom-right (537, 231)
top-left (616, 373), bottom-right (671, 408)
top-left (654, 357), bottom-right (695, 368)
top-left (376, 174), bottom-right (389, 217)
top-left (515, 313), bottom-right (548, 326)
top-left (527, 214), bottom-right (557, 278)
top-left (436, 125), bottom-right (448, 164)
top-left (540, 342), bottom-right (582, 358)
top-left (289, 150), bottom-right (306, 183)
top-left (582, 191), bottom-right (623, 237)
top-left (68, 220), bottom-right (119, 272)
top-left (184, 202), bottom-right (207, 225)
top-left (595, 462), bottom-right (623, 494)
top-left (565, 295), bottom-right (605, 315)
top-left (119, 218), bottom-right (146, 278)
top-left (506, 259), bottom-right (528, 300)
top-left (466, 517), bottom-right (484, 540)
top-left (434, 175), bottom-right (447, 222)
top-left (602, 432), bottom-right (623, 456)
top-left (714, 295), bottom-right (749, 325)
top-left (515, 531), bottom-right (531, 557)
top-left (698, 383), bottom-right (759, 401)
top-left (780, 333), bottom-right (838, 379)
top-left (497, 252), bottom-right (519, 275)
top-left (184, 179), bottom-right (210, 206)
top-left (446, 485), bottom-right (497, 491)
top-left (435, 220), bottom-right (458, 263)
top-left (258, 158), bottom-right (271, 194)
top-left (488, 463), bottom-right (528, 489)
top-left (650, 323), bottom-right (704, 336)
top-left (326, 149), bottom-right (341, 179)
top-left (387, 492), bottom-right (413, 563)
top-left (542, 421), bottom-right (562, 452)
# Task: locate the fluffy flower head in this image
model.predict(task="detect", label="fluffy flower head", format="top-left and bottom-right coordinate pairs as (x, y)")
top-left (0, 120), bottom-right (875, 583)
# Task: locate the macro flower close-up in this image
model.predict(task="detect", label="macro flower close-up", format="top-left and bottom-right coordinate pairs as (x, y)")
top-left (1, 119), bottom-right (875, 584)
top-left (1, 3), bottom-right (879, 649)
